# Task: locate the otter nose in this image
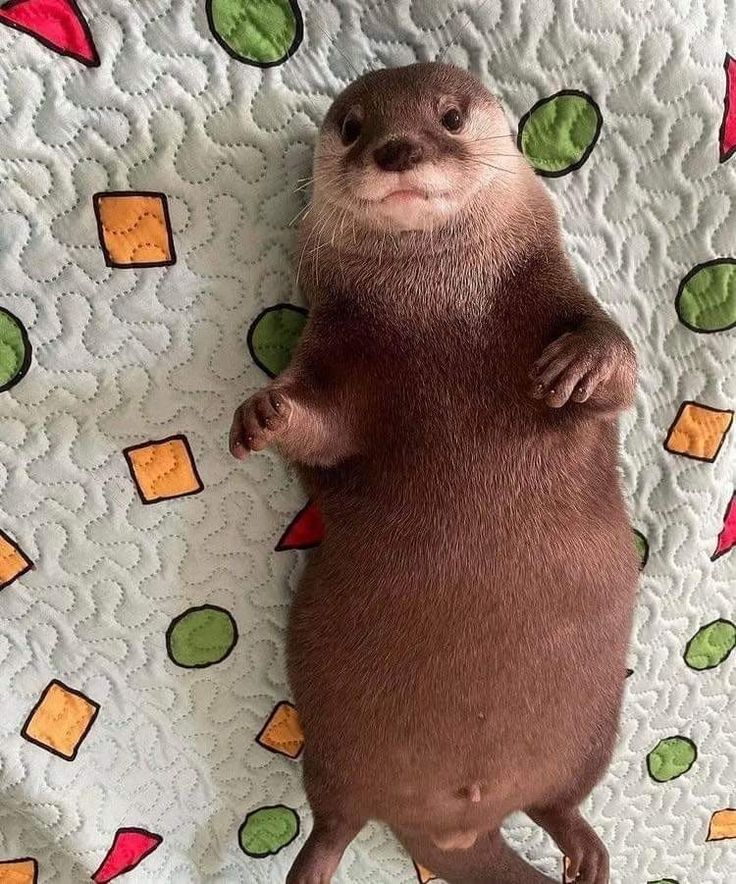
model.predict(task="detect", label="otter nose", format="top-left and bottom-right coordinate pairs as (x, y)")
top-left (373, 138), bottom-right (424, 172)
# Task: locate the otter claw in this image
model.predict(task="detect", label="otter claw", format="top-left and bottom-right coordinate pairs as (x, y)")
top-left (229, 389), bottom-right (291, 458)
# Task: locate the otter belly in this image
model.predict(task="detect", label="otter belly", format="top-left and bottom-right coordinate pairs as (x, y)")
top-left (287, 490), bottom-right (637, 827)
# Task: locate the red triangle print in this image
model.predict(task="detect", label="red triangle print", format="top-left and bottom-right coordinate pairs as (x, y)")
top-left (0, 0), bottom-right (99, 67)
top-left (92, 827), bottom-right (163, 883)
top-left (720, 54), bottom-right (736, 163)
top-left (275, 500), bottom-right (325, 551)
top-left (713, 492), bottom-right (736, 561)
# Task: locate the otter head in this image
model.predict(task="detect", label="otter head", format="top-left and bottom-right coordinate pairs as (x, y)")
top-left (312, 62), bottom-right (527, 232)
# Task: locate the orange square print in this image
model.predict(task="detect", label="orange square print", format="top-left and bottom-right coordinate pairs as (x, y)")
top-left (0, 530), bottom-right (33, 590)
top-left (123, 435), bottom-right (203, 504)
top-left (21, 681), bottom-right (99, 761)
top-left (93, 191), bottom-right (176, 268)
top-left (664, 401), bottom-right (733, 462)
top-left (0, 858), bottom-right (38, 884)
top-left (413, 861), bottom-right (437, 883)
top-left (707, 808), bottom-right (736, 841)
top-left (256, 701), bottom-right (305, 759)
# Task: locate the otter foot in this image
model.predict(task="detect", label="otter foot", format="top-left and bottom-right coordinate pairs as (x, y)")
top-left (229, 389), bottom-right (291, 458)
top-left (530, 329), bottom-right (624, 409)
top-left (286, 818), bottom-right (360, 884)
top-left (286, 862), bottom-right (334, 884)
top-left (286, 841), bottom-right (339, 884)
top-left (529, 807), bottom-right (608, 884)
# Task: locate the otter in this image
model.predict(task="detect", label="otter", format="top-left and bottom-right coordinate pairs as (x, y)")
top-left (230, 63), bottom-right (638, 884)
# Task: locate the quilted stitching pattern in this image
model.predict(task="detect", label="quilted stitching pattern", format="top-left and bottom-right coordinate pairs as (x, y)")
top-left (0, 857), bottom-right (38, 884)
top-left (93, 192), bottom-right (176, 268)
top-left (123, 435), bottom-right (204, 503)
top-left (20, 679), bottom-right (100, 761)
top-left (0, 1), bottom-right (735, 882)
top-left (0, 530), bottom-right (33, 589)
top-left (255, 702), bottom-right (305, 760)
top-left (663, 401), bottom-right (734, 462)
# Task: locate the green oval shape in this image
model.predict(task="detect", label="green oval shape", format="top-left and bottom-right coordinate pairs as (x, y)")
top-left (166, 605), bottom-right (238, 668)
top-left (518, 90), bottom-right (602, 176)
top-left (633, 529), bottom-right (649, 570)
top-left (0, 308), bottom-right (31, 392)
top-left (239, 805), bottom-right (300, 858)
top-left (646, 736), bottom-right (697, 783)
top-left (247, 304), bottom-right (308, 378)
top-left (684, 619), bottom-right (736, 671)
top-left (648, 879), bottom-right (679, 884)
top-left (207, 0), bottom-right (303, 67)
top-left (676, 260), bottom-right (736, 333)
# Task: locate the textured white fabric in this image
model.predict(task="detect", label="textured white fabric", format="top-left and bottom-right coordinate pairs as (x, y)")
top-left (0, 1), bottom-right (735, 881)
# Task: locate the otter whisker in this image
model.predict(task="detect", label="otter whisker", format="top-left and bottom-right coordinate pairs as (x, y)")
top-left (467, 134), bottom-right (515, 142)
top-left (295, 222), bottom-right (320, 292)
top-left (312, 218), bottom-right (330, 287)
top-left (307, 17), bottom-right (364, 80)
top-left (336, 209), bottom-right (350, 289)
top-left (296, 203), bottom-right (338, 290)
top-left (467, 153), bottom-right (521, 161)
top-left (331, 206), bottom-right (348, 247)
top-left (478, 165), bottom-right (515, 175)
top-left (288, 203), bottom-right (311, 227)
top-left (436, 0), bottom-right (494, 60)
top-left (462, 151), bottom-right (515, 163)
top-left (295, 174), bottom-right (341, 194)
top-left (295, 171), bottom-right (343, 190)
top-left (312, 203), bottom-right (341, 287)
top-left (465, 159), bottom-right (517, 175)
top-left (464, 160), bottom-right (513, 172)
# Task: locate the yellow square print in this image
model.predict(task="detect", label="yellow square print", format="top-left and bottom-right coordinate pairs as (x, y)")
top-left (256, 702), bottom-right (305, 759)
top-left (0, 530), bottom-right (32, 590)
top-left (93, 191), bottom-right (176, 268)
top-left (21, 680), bottom-right (99, 761)
top-left (707, 808), bottom-right (736, 841)
top-left (664, 401), bottom-right (733, 462)
top-left (124, 434), bottom-right (203, 504)
top-left (0, 858), bottom-right (38, 884)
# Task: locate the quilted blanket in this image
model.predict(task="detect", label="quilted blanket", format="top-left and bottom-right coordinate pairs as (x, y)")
top-left (1, 1), bottom-right (735, 882)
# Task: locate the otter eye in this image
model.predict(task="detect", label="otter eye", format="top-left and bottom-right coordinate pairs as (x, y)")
top-left (441, 107), bottom-right (463, 133)
top-left (341, 112), bottom-right (362, 146)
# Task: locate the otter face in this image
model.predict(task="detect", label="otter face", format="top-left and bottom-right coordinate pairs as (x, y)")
top-left (313, 63), bottom-right (521, 232)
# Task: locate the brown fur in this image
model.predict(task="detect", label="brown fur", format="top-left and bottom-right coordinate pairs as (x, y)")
top-left (230, 63), bottom-right (638, 884)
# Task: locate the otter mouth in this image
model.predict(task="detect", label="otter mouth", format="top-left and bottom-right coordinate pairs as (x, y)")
top-left (349, 179), bottom-right (459, 229)
top-left (372, 186), bottom-right (453, 206)
top-left (380, 188), bottom-right (433, 203)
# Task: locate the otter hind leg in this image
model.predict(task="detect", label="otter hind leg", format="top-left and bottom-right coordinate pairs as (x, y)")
top-left (287, 750), bottom-right (366, 884)
top-left (286, 816), bottom-right (362, 884)
top-left (528, 806), bottom-right (608, 884)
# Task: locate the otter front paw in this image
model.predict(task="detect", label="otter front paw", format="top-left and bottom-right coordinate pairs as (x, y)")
top-left (229, 389), bottom-right (291, 459)
top-left (529, 331), bottom-right (622, 409)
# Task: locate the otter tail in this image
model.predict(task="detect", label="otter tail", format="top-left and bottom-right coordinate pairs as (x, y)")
top-left (394, 827), bottom-right (557, 884)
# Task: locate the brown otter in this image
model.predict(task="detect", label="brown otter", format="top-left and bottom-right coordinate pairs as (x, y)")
top-left (230, 62), bottom-right (638, 884)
